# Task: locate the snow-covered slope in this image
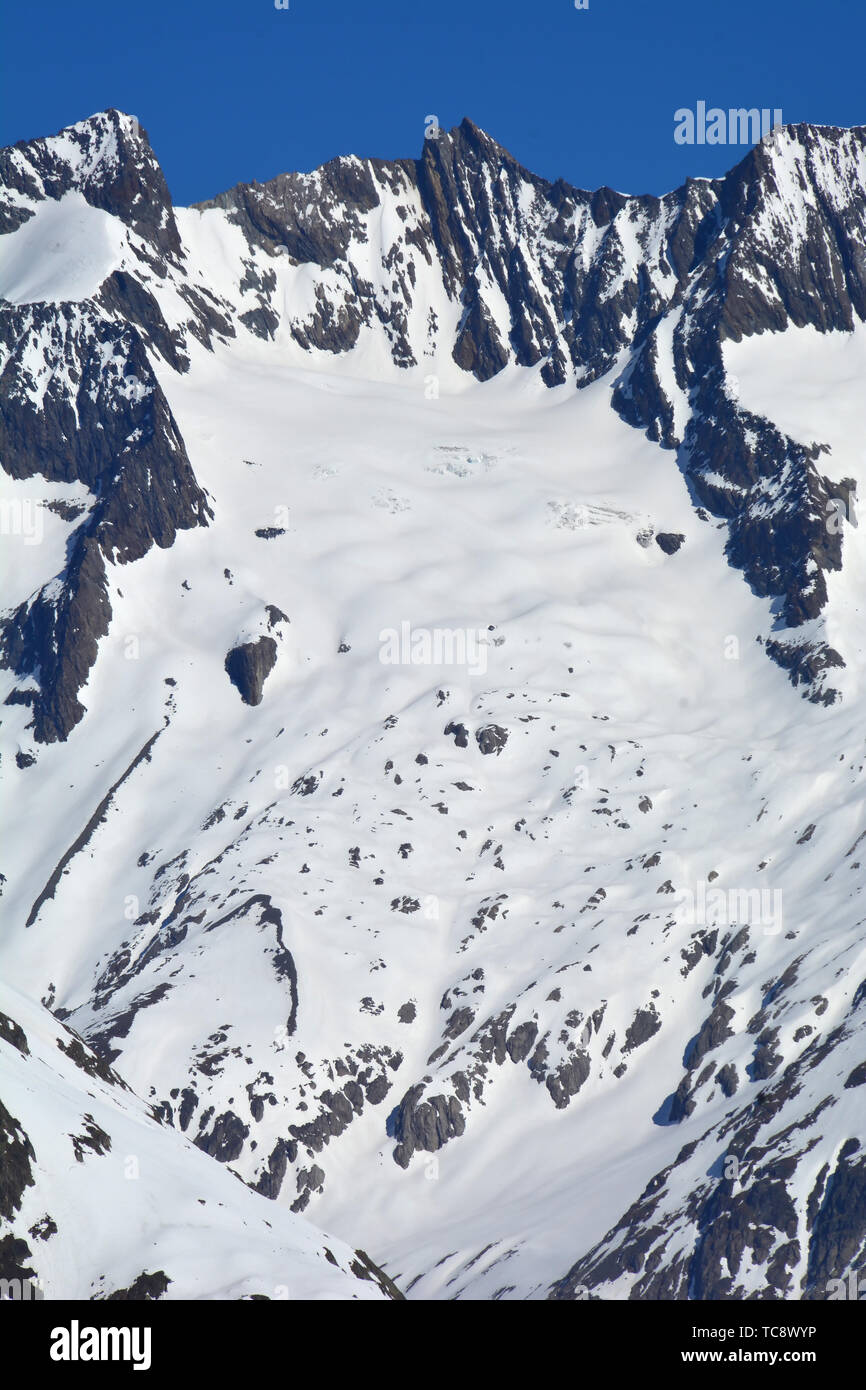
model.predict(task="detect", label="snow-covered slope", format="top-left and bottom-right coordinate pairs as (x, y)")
top-left (0, 980), bottom-right (399, 1299)
top-left (1, 110), bottom-right (865, 1301)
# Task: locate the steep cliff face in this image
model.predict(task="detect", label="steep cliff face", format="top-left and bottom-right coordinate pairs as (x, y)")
top-left (0, 114), bottom-right (215, 741)
top-left (612, 126), bottom-right (866, 699)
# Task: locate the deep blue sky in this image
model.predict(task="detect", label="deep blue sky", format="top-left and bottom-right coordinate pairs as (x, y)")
top-left (1, 0), bottom-right (863, 204)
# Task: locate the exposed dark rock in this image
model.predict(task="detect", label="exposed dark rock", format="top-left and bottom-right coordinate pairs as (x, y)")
top-left (178, 1088), bottom-right (199, 1132)
top-left (0, 1100), bottom-right (36, 1220)
top-left (623, 1004), bottom-right (661, 1053)
top-left (475, 724), bottom-right (509, 756)
top-left (28, 1215), bottom-right (57, 1242)
top-left (69, 1115), bottom-right (111, 1163)
top-left (844, 1062), bottom-right (866, 1089)
top-left (349, 1249), bottom-right (405, 1301)
top-left (655, 532), bottom-right (685, 555)
top-left (506, 1020), bottom-right (538, 1063)
top-left (391, 1085), bottom-right (465, 1167)
top-left (296, 1164), bottom-right (325, 1195)
top-left (57, 1034), bottom-right (126, 1089)
top-left (0, 1235), bottom-right (36, 1284)
top-left (802, 1151), bottom-right (866, 1296)
top-left (687, 1001), bottom-right (736, 1071)
top-left (194, 1109), bottom-right (249, 1163)
top-left (716, 1063), bottom-right (739, 1097)
top-left (224, 636), bottom-right (278, 706)
top-left (0, 1012), bottom-right (29, 1056)
top-left (0, 302), bottom-right (211, 741)
top-left (103, 1270), bottom-right (171, 1301)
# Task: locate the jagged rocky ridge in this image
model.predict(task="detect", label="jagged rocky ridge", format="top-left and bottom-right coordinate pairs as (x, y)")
top-left (199, 118), bottom-right (865, 700)
top-left (0, 114), bottom-right (216, 740)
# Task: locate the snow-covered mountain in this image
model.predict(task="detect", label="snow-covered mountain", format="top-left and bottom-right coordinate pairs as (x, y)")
top-left (0, 979), bottom-right (400, 1300)
top-left (1, 109), bottom-right (865, 1301)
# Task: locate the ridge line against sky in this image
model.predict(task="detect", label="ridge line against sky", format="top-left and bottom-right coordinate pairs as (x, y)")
top-left (191, 116), bottom-right (865, 208)
top-left (1, 0), bottom-right (864, 207)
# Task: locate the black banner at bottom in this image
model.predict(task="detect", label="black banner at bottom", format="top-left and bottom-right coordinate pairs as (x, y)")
top-left (4, 1292), bottom-right (859, 1377)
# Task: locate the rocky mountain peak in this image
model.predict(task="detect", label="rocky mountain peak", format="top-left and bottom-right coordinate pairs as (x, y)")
top-left (0, 108), bottom-right (180, 258)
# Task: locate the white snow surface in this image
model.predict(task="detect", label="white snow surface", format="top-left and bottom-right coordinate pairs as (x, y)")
top-left (0, 192), bottom-right (128, 304)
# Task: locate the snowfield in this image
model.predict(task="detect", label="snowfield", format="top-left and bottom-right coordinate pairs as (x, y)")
top-left (0, 191), bottom-right (128, 305)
